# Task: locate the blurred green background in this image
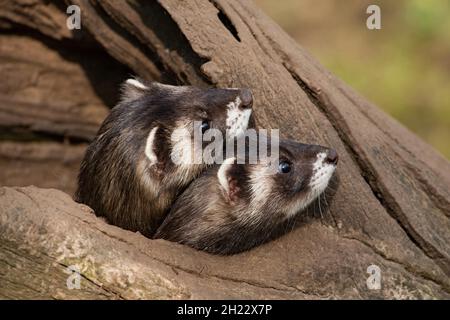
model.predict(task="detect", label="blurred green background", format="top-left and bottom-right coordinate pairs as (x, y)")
top-left (255, 0), bottom-right (450, 159)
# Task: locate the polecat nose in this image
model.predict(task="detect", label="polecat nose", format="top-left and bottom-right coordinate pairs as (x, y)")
top-left (239, 89), bottom-right (253, 109)
top-left (325, 149), bottom-right (339, 165)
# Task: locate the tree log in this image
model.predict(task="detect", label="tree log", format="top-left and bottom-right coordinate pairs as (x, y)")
top-left (0, 0), bottom-right (449, 299)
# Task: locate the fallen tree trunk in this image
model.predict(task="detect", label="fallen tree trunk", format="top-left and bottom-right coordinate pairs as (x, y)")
top-left (0, 0), bottom-right (449, 299)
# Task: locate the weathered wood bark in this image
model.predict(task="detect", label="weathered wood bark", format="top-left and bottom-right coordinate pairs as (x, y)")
top-left (0, 0), bottom-right (449, 299)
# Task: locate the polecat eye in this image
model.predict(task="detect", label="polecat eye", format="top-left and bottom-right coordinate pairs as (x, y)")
top-left (201, 120), bottom-right (210, 133)
top-left (279, 161), bottom-right (291, 173)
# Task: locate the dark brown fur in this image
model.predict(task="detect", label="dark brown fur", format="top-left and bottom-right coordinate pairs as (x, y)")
top-left (155, 138), bottom-right (338, 254)
top-left (76, 80), bottom-right (252, 237)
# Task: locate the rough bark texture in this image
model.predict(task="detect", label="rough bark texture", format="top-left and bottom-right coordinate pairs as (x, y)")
top-left (0, 0), bottom-right (449, 299)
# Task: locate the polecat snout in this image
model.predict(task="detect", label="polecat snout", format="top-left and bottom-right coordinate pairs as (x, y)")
top-left (76, 79), bottom-right (253, 237)
top-left (154, 139), bottom-right (338, 254)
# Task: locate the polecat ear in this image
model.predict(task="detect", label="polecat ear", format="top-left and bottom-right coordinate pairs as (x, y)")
top-left (120, 78), bottom-right (149, 103)
top-left (145, 126), bottom-right (159, 166)
top-left (217, 157), bottom-right (240, 203)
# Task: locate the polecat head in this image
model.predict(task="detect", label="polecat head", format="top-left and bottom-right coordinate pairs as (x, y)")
top-left (122, 78), bottom-right (253, 138)
top-left (122, 79), bottom-right (254, 177)
top-left (240, 139), bottom-right (338, 220)
top-left (155, 138), bottom-right (338, 254)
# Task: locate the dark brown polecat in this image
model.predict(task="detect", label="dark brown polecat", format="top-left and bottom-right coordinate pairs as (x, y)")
top-left (76, 79), bottom-right (253, 237)
top-left (154, 139), bottom-right (338, 254)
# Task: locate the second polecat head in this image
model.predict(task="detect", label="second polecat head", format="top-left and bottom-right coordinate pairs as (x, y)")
top-left (155, 138), bottom-right (338, 254)
top-left (245, 139), bottom-right (338, 220)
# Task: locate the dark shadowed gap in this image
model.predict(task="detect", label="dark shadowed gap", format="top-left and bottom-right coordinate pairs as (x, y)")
top-left (0, 127), bottom-right (88, 144)
top-left (130, 0), bottom-right (211, 86)
top-left (211, 1), bottom-right (241, 42)
top-left (86, 0), bottom-right (179, 85)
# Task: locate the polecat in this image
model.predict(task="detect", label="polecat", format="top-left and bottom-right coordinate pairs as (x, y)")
top-left (154, 139), bottom-right (338, 254)
top-left (76, 79), bottom-right (253, 237)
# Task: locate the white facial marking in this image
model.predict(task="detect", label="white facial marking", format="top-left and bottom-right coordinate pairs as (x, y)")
top-left (170, 121), bottom-right (194, 166)
top-left (226, 96), bottom-right (252, 138)
top-left (126, 78), bottom-right (148, 90)
top-left (217, 157), bottom-right (236, 193)
top-left (170, 121), bottom-right (204, 185)
top-left (145, 127), bottom-right (158, 165)
top-left (284, 152), bottom-right (336, 218)
top-left (248, 159), bottom-right (274, 217)
top-left (310, 152), bottom-right (335, 196)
